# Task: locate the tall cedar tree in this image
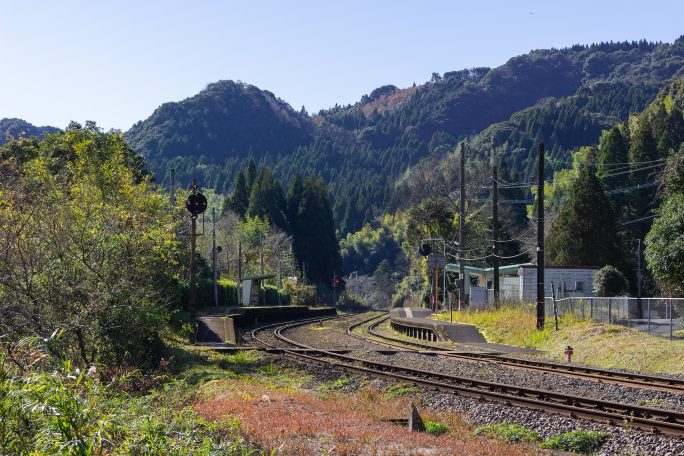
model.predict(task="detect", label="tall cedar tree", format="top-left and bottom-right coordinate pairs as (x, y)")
top-left (224, 170), bottom-right (249, 216)
top-left (246, 167), bottom-right (289, 232)
top-left (546, 163), bottom-right (624, 269)
top-left (289, 176), bottom-right (341, 285)
top-left (246, 158), bottom-right (257, 195)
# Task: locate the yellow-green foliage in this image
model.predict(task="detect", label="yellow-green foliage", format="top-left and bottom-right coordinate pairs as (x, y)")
top-left (438, 304), bottom-right (684, 374)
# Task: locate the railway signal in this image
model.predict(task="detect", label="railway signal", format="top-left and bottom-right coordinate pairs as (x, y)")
top-left (186, 179), bottom-right (207, 330)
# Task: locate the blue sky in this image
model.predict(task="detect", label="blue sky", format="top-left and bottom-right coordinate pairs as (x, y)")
top-left (1, 1), bottom-right (683, 131)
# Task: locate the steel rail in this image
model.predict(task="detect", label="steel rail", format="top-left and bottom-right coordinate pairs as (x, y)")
top-left (358, 314), bottom-right (684, 394)
top-left (253, 315), bottom-right (684, 437)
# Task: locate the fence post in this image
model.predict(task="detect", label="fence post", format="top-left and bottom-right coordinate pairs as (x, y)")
top-left (590, 298), bottom-right (593, 320)
top-left (670, 299), bottom-right (673, 341)
top-left (608, 299), bottom-right (612, 324)
top-left (647, 299), bottom-right (651, 334)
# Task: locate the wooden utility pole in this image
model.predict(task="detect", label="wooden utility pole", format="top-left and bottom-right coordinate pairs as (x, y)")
top-left (492, 164), bottom-right (500, 306)
top-left (536, 144), bottom-right (546, 330)
top-left (459, 143), bottom-right (466, 306)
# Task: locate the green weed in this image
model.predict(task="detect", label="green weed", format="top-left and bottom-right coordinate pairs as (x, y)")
top-left (384, 383), bottom-right (420, 398)
top-left (317, 376), bottom-right (351, 392)
top-left (540, 429), bottom-right (609, 453)
top-left (424, 420), bottom-right (449, 435)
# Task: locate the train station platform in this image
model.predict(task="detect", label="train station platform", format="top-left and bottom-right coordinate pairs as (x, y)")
top-left (389, 307), bottom-right (538, 354)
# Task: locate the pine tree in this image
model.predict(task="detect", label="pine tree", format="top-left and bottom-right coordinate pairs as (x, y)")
top-left (246, 158), bottom-right (257, 196)
top-left (224, 170), bottom-right (249, 216)
top-left (546, 163), bottom-right (624, 269)
top-left (246, 167), bottom-right (289, 232)
top-left (292, 177), bottom-right (341, 285)
top-left (286, 173), bottom-right (304, 223)
top-left (598, 125), bottom-right (629, 181)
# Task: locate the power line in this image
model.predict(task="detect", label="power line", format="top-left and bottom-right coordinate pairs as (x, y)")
top-left (600, 162), bottom-right (666, 178)
top-left (545, 157), bottom-right (667, 167)
top-left (494, 227), bottom-right (536, 243)
top-left (622, 214), bottom-right (658, 225)
top-left (605, 181), bottom-right (658, 195)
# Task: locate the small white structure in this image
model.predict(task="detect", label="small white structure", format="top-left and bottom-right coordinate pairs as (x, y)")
top-left (241, 274), bottom-right (275, 306)
top-left (517, 265), bottom-right (599, 302)
top-left (446, 263), bottom-right (600, 303)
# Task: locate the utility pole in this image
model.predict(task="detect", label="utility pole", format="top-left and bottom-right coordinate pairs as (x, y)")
top-left (536, 144), bottom-right (546, 330)
top-left (212, 207), bottom-right (218, 307)
top-left (459, 142), bottom-right (466, 307)
top-left (492, 164), bottom-right (500, 306)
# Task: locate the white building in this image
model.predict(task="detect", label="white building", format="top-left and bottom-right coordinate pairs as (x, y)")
top-left (446, 263), bottom-right (600, 303)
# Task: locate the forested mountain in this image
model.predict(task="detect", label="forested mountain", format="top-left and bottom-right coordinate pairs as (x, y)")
top-left (124, 38), bottom-right (684, 234)
top-left (125, 80), bottom-right (314, 193)
top-left (0, 118), bottom-right (59, 144)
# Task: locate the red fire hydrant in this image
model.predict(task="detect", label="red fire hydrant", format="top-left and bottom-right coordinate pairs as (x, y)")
top-left (564, 345), bottom-right (574, 363)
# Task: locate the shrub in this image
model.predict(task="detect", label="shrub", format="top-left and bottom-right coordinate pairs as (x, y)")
top-left (0, 337), bottom-right (256, 455)
top-left (424, 420), bottom-right (449, 435)
top-left (541, 429), bottom-right (609, 453)
top-left (287, 284), bottom-right (318, 307)
top-left (475, 423), bottom-right (540, 443)
top-left (594, 265), bottom-right (629, 296)
top-left (178, 279), bottom-right (289, 309)
top-left (384, 383), bottom-right (420, 398)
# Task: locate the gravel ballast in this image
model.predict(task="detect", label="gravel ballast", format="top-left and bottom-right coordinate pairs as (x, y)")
top-left (267, 313), bottom-right (684, 455)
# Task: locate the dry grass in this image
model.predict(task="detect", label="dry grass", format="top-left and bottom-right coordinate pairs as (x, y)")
top-left (194, 378), bottom-right (539, 455)
top-left (437, 305), bottom-right (684, 374)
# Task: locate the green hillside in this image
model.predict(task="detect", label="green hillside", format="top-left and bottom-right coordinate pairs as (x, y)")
top-left (124, 38), bottom-right (684, 234)
top-left (0, 118), bottom-right (59, 144)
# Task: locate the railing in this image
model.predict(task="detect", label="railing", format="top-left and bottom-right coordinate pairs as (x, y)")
top-left (545, 297), bottom-right (684, 339)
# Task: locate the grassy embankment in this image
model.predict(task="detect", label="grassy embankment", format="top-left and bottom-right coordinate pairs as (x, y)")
top-left (174, 337), bottom-right (539, 455)
top-left (435, 303), bottom-right (684, 374)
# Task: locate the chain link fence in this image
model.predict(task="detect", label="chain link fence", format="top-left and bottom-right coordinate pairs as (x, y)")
top-left (544, 297), bottom-right (684, 339)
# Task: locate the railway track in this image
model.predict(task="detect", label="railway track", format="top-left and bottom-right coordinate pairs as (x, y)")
top-left (351, 313), bottom-right (684, 395)
top-left (249, 314), bottom-right (684, 437)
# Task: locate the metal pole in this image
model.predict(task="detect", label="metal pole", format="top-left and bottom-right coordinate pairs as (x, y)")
top-left (492, 164), bottom-right (500, 306)
top-left (212, 208), bottom-right (218, 307)
top-left (277, 255), bottom-right (282, 306)
top-left (189, 179), bottom-right (198, 325)
top-left (259, 233), bottom-right (264, 275)
top-left (443, 241), bottom-right (446, 312)
top-left (536, 143), bottom-right (546, 330)
top-left (637, 239), bottom-right (642, 315)
top-left (434, 267), bottom-right (439, 313)
top-left (670, 299), bottom-right (673, 341)
top-left (237, 241), bottom-right (242, 306)
top-left (459, 142), bottom-right (466, 307)
top-left (551, 281), bottom-right (558, 331)
top-left (647, 299), bottom-right (651, 334)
